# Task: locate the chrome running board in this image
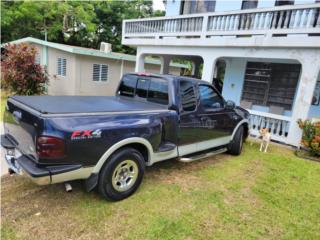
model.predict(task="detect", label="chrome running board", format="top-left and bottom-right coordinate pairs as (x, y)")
top-left (179, 147), bottom-right (227, 163)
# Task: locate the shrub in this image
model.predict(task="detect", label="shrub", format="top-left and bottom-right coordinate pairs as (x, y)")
top-left (297, 119), bottom-right (320, 156)
top-left (1, 43), bottom-right (48, 95)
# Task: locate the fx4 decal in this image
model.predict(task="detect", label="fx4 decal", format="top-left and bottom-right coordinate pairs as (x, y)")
top-left (71, 129), bottom-right (102, 140)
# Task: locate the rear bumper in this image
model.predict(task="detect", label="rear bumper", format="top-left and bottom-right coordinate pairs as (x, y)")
top-left (1, 134), bottom-right (92, 185)
top-left (4, 150), bottom-right (51, 185)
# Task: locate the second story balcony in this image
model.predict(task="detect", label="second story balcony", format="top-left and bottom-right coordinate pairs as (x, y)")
top-left (122, 3), bottom-right (320, 48)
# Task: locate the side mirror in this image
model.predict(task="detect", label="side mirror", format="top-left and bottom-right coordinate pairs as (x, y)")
top-left (225, 100), bottom-right (236, 110)
top-left (168, 104), bottom-right (179, 112)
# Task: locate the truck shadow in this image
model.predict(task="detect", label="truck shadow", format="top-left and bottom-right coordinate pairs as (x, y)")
top-left (1, 151), bottom-right (233, 220)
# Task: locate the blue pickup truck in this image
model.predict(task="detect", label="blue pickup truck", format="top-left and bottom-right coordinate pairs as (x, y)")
top-left (2, 73), bottom-right (249, 200)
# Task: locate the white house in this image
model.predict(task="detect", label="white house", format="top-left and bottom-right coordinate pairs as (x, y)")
top-left (4, 37), bottom-right (186, 96)
top-left (122, 0), bottom-right (320, 147)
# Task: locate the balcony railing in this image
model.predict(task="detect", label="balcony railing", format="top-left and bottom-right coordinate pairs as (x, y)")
top-left (123, 4), bottom-right (320, 41)
top-left (248, 109), bottom-right (291, 143)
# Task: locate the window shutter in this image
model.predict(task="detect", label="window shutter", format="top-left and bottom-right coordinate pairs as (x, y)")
top-left (93, 64), bottom-right (100, 81)
top-left (57, 57), bottom-right (67, 76)
top-left (100, 64), bottom-right (108, 81)
top-left (62, 58), bottom-right (67, 76)
top-left (57, 58), bottom-right (62, 75)
top-left (92, 64), bottom-right (108, 82)
top-left (35, 54), bottom-right (41, 65)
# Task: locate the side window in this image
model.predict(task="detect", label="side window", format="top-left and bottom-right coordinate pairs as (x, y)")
top-left (118, 75), bottom-right (137, 97)
top-left (199, 85), bottom-right (224, 110)
top-left (179, 80), bottom-right (197, 111)
top-left (136, 78), bottom-right (150, 98)
top-left (93, 64), bottom-right (108, 82)
top-left (147, 78), bottom-right (169, 105)
top-left (35, 54), bottom-right (41, 65)
top-left (57, 57), bottom-right (66, 76)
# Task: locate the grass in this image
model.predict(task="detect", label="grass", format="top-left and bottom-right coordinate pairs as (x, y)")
top-left (1, 93), bottom-right (7, 122)
top-left (1, 142), bottom-right (320, 240)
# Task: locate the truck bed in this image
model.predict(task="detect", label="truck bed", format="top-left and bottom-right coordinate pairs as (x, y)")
top-left (10, 96), bottom-right (168, 114)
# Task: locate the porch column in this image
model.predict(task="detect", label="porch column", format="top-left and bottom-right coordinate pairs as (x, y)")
top-left (287, 61), bottom-right (320, 146)
top-left (135, 53), bottom-right (145, 72)
top-left (160, 56), bottom-right (171, 74)
top-left (192, 60), bottom-right (202, 78)
top-left (201, 56), bottom-right (217, 82)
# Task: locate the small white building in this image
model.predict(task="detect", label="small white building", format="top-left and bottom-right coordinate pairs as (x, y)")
top-left (122, 0), bottom-right (320, 147)
top-left (5, 37), bottom-right (186, 96)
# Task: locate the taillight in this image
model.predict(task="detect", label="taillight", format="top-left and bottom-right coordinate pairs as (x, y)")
top-left (36, 136), bottom-right (66, 159)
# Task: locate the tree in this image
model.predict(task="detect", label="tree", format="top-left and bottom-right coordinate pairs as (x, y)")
top-left (92, 0), bottom-right (157, 54)
top-left (1, 1), bottom-right (97, 46)
top-left (1, 1), bottom-right (163, 54)
top-left (1, 43), bottom-right (48, 95)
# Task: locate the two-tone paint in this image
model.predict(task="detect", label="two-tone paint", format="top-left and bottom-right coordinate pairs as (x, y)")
top-left (2, 73), bottom-right (249, 188)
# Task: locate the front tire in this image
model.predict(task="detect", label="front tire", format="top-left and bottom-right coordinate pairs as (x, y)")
top-left (228, 125), bottom-right (244, 156)
top-left (98, 147), bottom-right (145, 201)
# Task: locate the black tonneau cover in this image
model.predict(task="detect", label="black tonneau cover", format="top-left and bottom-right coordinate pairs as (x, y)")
top-left (10, 96), bottom-right (168, 114)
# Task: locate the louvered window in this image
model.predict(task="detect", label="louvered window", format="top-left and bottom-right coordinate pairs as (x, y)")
top-left (93, 64), bottom-right (108, 82)
top-left (57, 57), bottom-right (67, 76)
top-left (35, 54), bottom-right (41, 65)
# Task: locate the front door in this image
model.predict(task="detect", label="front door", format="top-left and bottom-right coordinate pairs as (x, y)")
top-left (196, 84), bottom-right (236, 151)
top-left (178, 81), bottom-right (237, 156)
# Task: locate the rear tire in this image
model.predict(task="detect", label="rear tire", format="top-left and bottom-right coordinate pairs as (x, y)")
top-left (98, 147), bottom-right (145, 201)
top-left (228, 126), bottom-right (244, 156)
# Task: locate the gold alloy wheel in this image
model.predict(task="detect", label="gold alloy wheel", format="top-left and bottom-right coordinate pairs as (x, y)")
top-left (111, 160), bottom-right (139, 192)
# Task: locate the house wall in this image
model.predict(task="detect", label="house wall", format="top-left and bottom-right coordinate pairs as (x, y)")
top-left (30, 43), bottom-right (77, 95)
top-left (135, 45), bottom-right (320, 146)
top-left (222, 58), bottom-right (302, 117)
top-left (46, 48), bottom-right (77, 95)
top-left (77, 55), bottom-right (122, 96)
top-left (308, 72), bottom-right (320, 118)
top-left (165, 0), bottom-right (182, 16)
top-left (29, 43), bottom-right (45, 65)
top-left (74, 55), bottom-right (182, 96)
top-left (221, 59), bottom-right (246, 104)
top-left (165, 0), bottom-right (317, 16)
top-left (123, 61), bottom-right (181, 75)
top-left (31, 45), bottom-right (182, 96)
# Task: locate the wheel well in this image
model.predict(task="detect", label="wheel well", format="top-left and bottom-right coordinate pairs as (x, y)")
top-left (243, 123), bottom-right (249, 139)
top-left (120, 143), bottom-right (149, 163)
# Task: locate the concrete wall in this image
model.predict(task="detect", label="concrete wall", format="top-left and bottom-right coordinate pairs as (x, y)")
top-left (29, 42), bottom-right (183, 96)
top-left (221, 58), bottom-right (246, 104)
top-left (135, 45), bottom-right (320, 146)
top-left (165, 0), bottom-right (317, 16)
top-left (31, 44), bottom-right (77, 95)
top-left (165, 0), bottom-right (182, 16)
top-left (215, 0), bottom-right (243, 12)
top-left (46, 48), bottom-right (77, 95)
top-left (76, 55), bottom-right (122, 96)
top-left (77, 58), bottom-right (181, 96)
top-left (221, 57), bottom-right (302, 117)
top-left (308, 72), bottom-right (320, 118)
top-left (34, 47), bottom-right (182, 96)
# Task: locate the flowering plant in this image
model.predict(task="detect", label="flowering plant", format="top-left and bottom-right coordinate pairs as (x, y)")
top-left (297, 119), bottom-right (320, 156)
top-left (1, 43), bottom-right (48, 95)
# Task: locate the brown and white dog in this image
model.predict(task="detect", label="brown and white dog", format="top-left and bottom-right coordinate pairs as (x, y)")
top-left (259, 128), bottom-right (271, 153)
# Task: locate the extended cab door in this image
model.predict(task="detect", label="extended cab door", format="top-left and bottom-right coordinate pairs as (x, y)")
top-left (178, 80), bottom-right (199, 155)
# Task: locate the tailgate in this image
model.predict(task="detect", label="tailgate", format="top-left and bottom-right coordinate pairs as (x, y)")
top-left (3, 98), bottom-right (41, 162)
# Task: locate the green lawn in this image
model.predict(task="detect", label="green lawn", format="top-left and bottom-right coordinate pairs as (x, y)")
top-left (1, 94), bottom-right (7, 122)
top-left (1, 142), bottom-right (320, 240)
